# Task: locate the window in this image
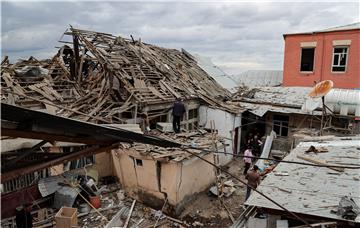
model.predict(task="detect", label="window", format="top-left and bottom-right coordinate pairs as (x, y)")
top-left (188, 108), bottom-right (198, 119)
top-left (332, 47), bottom-right (348, 72)
top-left (300, 48), bottom-right (315, 72)
top-left (135, 159), bottom-right (143, 166)
top-left (273, 115), bottom-right (289, 137)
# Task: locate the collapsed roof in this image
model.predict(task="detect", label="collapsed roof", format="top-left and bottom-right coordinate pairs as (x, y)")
top-left (1, 27), bottom-right (237, 124)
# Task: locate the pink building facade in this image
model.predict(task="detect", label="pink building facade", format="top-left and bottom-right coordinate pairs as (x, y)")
top-left (283, 23), bottom-right (360, 89)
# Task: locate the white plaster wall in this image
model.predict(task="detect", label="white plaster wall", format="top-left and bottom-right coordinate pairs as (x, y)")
top-left (199, 106), bottom-right (242, 165)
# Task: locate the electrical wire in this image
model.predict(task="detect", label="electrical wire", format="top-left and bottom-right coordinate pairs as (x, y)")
top-left (182, 145), bottom-right (360, 169)
top-left (181, 148), bottom-right (310, 226)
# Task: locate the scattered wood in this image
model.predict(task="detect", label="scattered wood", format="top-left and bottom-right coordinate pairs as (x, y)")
top-left (297, 154), bottom-right (345, 172)
top-left (123, 199), bottom-right (136, 228)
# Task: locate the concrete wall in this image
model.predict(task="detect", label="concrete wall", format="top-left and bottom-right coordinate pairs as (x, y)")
top-left (111, 149), bottom-right (216, 214)
top-left (283, 29), bottom-right (360, 89)
top-left (199, 106), bottom-right (242, 164)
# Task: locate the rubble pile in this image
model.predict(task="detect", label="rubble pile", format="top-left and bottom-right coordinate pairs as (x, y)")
top-left (1, 27), bottom-right (237, 125)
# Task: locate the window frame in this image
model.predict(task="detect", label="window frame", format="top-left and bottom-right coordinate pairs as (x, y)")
top-left (299, 47), bottom-right (316, 73)
top-left (331, 46), bottom-right (349, 74)
top-left (273, 115), bottom-right (289, 137)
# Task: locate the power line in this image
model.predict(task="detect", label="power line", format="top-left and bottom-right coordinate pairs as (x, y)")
top-left (181, 148), bottom-right (310, 226)
top-left (182, 146), bottom-right (360, 169)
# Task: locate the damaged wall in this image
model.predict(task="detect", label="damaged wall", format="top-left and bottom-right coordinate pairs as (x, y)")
top-left (264, 112), bottom-right (322, 151)
top-left (93, 152), bottom-right (113, 178)
top-left (111, 148), bottom-right (216, 214)
top-left (199, 106), bottom-right (241, 164)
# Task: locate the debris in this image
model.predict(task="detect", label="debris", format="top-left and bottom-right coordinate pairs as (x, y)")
top-left (192, 221), bottom-right (204, 226)
top-left (123, 199), bottom-right (136, 228)
top-left (277, 187), bottom-right (292, 194)
top-left (55, 207), bottom-right (78, 228)
top-left (331, 196), bottom-right (360, 220)
top-left (305, 145), bottom-right (329, 154)
top-left (273, 171), bottom-right (289, 176)
top-left (297, 154), bottom-right (344, 172)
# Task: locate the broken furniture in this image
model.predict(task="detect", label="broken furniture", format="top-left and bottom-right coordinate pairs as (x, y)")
top-left (55, 207), bottom-right (78, 228)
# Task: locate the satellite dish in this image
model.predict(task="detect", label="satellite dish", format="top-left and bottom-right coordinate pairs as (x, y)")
top-left (309, 80), bottom-right (334, 98)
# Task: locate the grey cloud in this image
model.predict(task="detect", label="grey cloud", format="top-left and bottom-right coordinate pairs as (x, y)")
top-left (1, 1), bottom-right (359, 74)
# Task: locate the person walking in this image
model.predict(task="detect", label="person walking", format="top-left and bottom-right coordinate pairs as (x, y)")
top-left (245, 165), bottom-right (262, 200)
top-left (172, 98), bottom-right (186, 133)
top-left (243, 147), bottom-right (253, 175)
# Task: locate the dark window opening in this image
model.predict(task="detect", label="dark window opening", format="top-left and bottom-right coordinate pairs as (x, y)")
top-left (273, 115), bottom-right (289, 137)
top-left (135, 159), bottom-right (143, 166)
top-left (332, 47), bottom-right (348, 72)
top-left (300, 48), bottom-right (315, 72)
top-left (70, 155), bottom-right (95, 170)
top-left (188, 108), bottom-right (198, 119)
top-left (149, 114), bottom-right (167, 129)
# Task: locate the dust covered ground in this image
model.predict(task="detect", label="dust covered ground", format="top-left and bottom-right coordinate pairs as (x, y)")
top-left (179, 158), bottom-right (248, 227)
top-left (78, 158), bottom-right (248, 227)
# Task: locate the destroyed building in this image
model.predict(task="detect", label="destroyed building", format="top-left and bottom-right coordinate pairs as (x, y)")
top-left (232, 86), bottom-right (360, 152)
top-left (1, 25), bottom-right (360, 228)
top-left (1, 27), bottom-right (243, 223)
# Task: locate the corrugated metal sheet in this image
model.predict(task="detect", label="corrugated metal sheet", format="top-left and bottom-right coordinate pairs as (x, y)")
top-left (193, 54), bottom-right (238, 93)
top-left (245, 137), bottom-right (360, 223)
top-left (237, 87), bottom-right (359, 116)
top-left (234, 70), bottom-right (283, 87)
top-left (240, 102), bottom-right (322, 117)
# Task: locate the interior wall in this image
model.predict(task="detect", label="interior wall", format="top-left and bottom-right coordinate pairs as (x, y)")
top-left (94, 151), bottom-right (113, 178)
top-left (199, 106), bottom-right (242, 164)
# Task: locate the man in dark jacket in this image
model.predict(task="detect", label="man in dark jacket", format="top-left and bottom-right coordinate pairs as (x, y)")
top-left (172, 98), bottom-right (186, 133)
top-left (245, 165), bottom-right (262, 200)
top-left (15, 203), bottom-right (33, 228)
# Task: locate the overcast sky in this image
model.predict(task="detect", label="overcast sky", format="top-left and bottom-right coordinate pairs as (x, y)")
top-left (1, 1), bottom-right (359, 75)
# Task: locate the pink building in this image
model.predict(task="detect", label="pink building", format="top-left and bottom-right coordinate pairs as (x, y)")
top-left (283, 23), bottom-right (360, 89)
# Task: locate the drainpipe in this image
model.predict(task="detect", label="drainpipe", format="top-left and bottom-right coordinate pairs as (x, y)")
top-left (320, 33), bottom-right (326, 82)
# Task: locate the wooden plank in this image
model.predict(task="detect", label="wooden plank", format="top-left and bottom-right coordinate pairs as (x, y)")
top-left (28, 84), bottom-right (56, 101)
top-left (297, 154), bottom-right (344, 172)
top-left (160, 80), bottom-right (181, 98)
top-left (153, 151), bottom-right (185, 159)
top-left (149, 86), bottom-right (165, 100)
top-left (134, 78), bottom-right (146, 88)
top-left (2, 73), bottom-right (26, 96)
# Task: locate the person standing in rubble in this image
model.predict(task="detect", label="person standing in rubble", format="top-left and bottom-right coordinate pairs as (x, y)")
top-left (243, 146), bottom-right (253, 175)
top-left (172, 98), bottom-right (186, 133)
top-left (245, 165), bottom-right (262, 200)
top-left (251, 135), bottom-right (263, 157)
top-left (15, 203), bottom-right (33, 228)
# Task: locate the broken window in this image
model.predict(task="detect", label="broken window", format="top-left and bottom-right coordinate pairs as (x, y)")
top-left (332, 47), bottom-right (348, 72)
top-left (300, 48), bottom-right (315, 72)
top-left (188, 108), bottom-right (198, 119)
top-left (273, 115), bottom-right (289, 137)
top-left (135, 159), bottom-right (143, 166)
